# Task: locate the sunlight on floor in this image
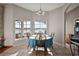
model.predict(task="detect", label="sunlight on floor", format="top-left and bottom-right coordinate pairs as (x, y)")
top-left (10, 52), bottom-right (19, 56)
top-left (27, 48), bottom-right (53, 56)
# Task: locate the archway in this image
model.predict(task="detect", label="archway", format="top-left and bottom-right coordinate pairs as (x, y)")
top-left (64, 3), bottom-right (79, 47)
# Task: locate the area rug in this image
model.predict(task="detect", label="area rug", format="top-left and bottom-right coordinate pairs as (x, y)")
top-left (0, 46), bottom-right (12, 54)
top-left (0, 44), bottom-right (71, 56)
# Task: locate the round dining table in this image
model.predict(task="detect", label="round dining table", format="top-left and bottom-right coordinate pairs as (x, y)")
top-left (28, 34), bottom-right (53, 50)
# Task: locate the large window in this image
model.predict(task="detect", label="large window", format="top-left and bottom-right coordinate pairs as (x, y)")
top-left (23, 21), bottom-right (31, 33)
top-left (34, 21), bottom-right (47, 33)
top-left (15, 20), bottom-right (47, 40)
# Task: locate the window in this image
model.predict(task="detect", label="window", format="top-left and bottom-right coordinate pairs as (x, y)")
top-left (34, 21), bottom-right (47, 33)
top-left (15, 20), bottom-right (21, 39)
top-left (23, 21), bottom-right (31, 33)
top-left (15, 20), bottom-right (21, 34)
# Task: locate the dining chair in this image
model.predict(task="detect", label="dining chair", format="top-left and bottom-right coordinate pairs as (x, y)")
top-left (50, 33), bottom-right (54, 49)
top-left (66, 33), bottom-right (75, 55)
top-left (26, 32), bottom-right (31, 49)
top-left (69, 34), bottom-right (78, 56)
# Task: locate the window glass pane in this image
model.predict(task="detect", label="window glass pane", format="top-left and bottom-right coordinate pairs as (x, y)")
top-left (23, 29), bottom-right (30, 33)
top-left (24, 21), bottom-right (26, 24)
top-left (41, 23), bottom-right (47, 28)
top-left (34, 21), bottom-right (47, 33)
top-left (27, 21), bottom-right (30, 24)
top-left (35, 21), bottom-right (40, 24)
top-left (15, 21), bottom-right (21, 28)
top-left (24, 25), bottom-right (26, 28)
top-left (35, 24), bottom-right (40, 28)
top-left (23, 21), bottom-right (31, 28)
top-left (34, 21), bottom-right (47, 29)
top-left (15, 29), bottom-right (21, 34)
top-left (27, 25), bottom-right (30, 28)
top-left (24, 25), bottom-right (30, 28)
top-left (23, 21), bottom-right (31, 34)
top-left (15, 20), bottom-right (21, 34)
top-left (35, 21), bottom-right (41, 28)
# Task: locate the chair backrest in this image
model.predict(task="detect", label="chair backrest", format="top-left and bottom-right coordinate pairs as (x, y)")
top-left (66, 33), bottom-right (74, 44)
top-left (50, 33), bottom-right (55, 40)
top-left (36, 33), bottom-right (46, 47)
top-left (39, 33), bottom-right (42, 47)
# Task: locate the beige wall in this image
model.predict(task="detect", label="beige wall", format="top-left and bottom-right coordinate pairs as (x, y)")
top-left (4, 3), bottom-right (79, 46)
top-left (4, 4), bottom-right (65, 46)
top-left (66, 6), bottom-right (79, 34)
top-left (4, 4), bottom-right (68, 46)
top-left (4, 4), bottom-right (50, 46)
top-left (13, 5), bottom-right (33, 21)
top-left (4, 4), bottom-right (33, 46)
top-left (4, 5), bottom-right (15, 46)
top-left (49, 6), bottom-right (64, 46)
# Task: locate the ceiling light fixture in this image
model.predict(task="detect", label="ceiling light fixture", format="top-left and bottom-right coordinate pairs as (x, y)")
top-left (36, 3), bottom-right (45, 15)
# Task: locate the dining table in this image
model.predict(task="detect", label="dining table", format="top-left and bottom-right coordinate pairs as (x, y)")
top-left (28, 34), bottom-right (53, 51)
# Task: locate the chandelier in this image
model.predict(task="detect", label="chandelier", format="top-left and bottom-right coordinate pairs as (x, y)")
top-left (36, 3), bottom-right (45, 15)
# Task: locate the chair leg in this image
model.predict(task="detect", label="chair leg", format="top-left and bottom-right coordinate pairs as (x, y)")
top-left (36, 46), bottom-right (38, 56)
top-left (44, 47), bottom-right (46, 56)
top-left (77, 45), bottom-right (79, 55)
top-left (52, 46), bottom-right (53, 49)
top-left (70, 44), bottom-right (74, 56)
top-left (74, 45), bottom-right (75, 55)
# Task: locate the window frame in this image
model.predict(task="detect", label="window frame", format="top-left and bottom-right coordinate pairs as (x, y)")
top-left (34, 20), bottom-right (47, 33)
top-left (15, 20), bottom-right (21, 34)
top-left (23, 21), bottom-right (31, 33)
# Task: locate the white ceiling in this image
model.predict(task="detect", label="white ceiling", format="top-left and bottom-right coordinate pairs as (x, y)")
top-left (14, 3), bottom-right (65, 12)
